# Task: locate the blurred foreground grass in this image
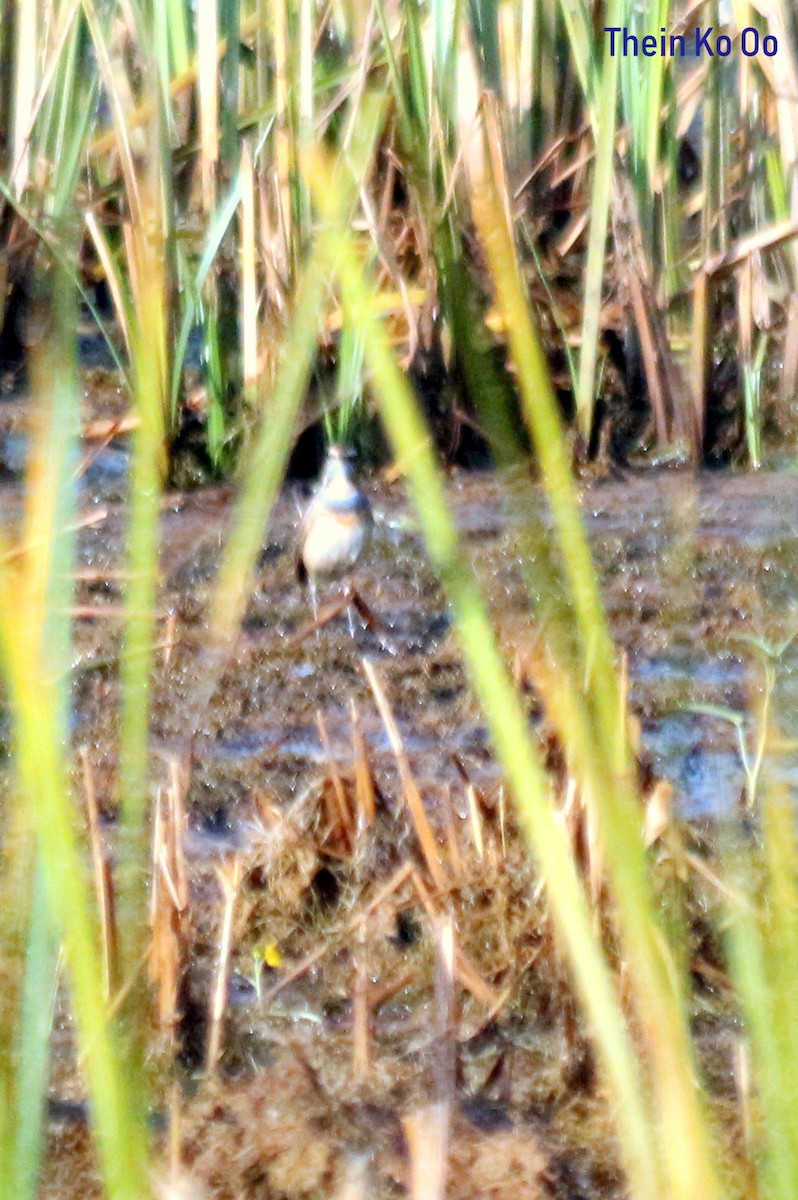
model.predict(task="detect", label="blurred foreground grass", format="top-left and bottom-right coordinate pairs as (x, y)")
top-left (2, 2), bottom-right (798, 1199)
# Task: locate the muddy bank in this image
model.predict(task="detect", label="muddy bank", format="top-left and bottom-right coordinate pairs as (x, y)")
top-left (4, 461), bottom-right (795, 1198)
top-left (43, 466), bottom-right (798, 826)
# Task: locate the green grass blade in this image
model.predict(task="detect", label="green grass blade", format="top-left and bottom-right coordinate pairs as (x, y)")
top-left (11, 863), bottom-right (58, 1200)
top-left (309, 154), bottom-right (663, 1200)
top-left (574, 0), bottom-right (624, 441)
top-left (471, 153), bottom-right (726, 1200)
top-left (209, 95), bottom-right (388, 648)
top-left (0, 270), bottom-right (151, 1200)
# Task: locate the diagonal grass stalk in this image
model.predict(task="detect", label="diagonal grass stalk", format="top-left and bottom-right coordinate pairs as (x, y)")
top-left (208, 96), bottom-right (386, 647)
top-left (305, 143), bottom-right (663, 1200)
top-left (8, 865), bottom-right (58, 1200)
top-left (471, 142), bottom-right (725, 1200)
top-left (726, 776), bottom-right (798, 1200)
top-left (0, 271), bottom-right (150, 1200)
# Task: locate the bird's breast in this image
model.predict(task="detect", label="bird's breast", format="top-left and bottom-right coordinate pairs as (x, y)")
top-left (301, 508), bottom-right (366, 576)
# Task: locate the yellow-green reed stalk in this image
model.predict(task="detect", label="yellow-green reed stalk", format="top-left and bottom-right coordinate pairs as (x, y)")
top-left (727, 777), bottom-right (798, 1200)
top-left (0, 604), bottom-right (56, 1200)
top-left (0, 0), bottom-right (100, 301)
top-left (759, 0), bottom-right (798, 405)
top-left (206, 243), bottom-right (323, 647)
top-left (256, 0), bottom-right (270, 140)
top-left (741, 308), bottom-right (765, 470)
top-left (240, 138), bottom-right (260, 411)
top-left (305, 146), bottom-right (660, 1200)
top-left (162, 0), bottom-right (191, 80)
top-left (273, 0), bottom-right (295, 271)
top-left (9, 0), bottom-right (37, 193)
top-left (120, 171), bottom-right (169, 832)
top-left (618, 0), bottom-right (673, 218)
top-left (470, 149), bottom-right (724, 1200)
top-left (195, 0), bottom-right (219, 459)
top-left (82, 0), bottom-right (171, 988)
top-left (330, 322), bottom-right (366, 444)
top-left (473, 106), bottom-right (622, 757)
top-left (691, 4), bottom-right (727, 440)
top-left (0, 8), bottom-right (7, 156)
top-left (6, 865), bottom-right (57, 1200)
top-left (554, 0), bottom-right (596, 126)
top-left (0, 721), bottom-right (37, 1197)
top-left (0, 273), bottom-right (150, 1200)
top-left (1, 8), bottom-right (129, 1192)
top-left (207, 98), bottom-right (386, 651)
top-left (116, 216), bottom-right (169, 1089)
top-left (573, 0), bottom-right (623, 443)
top-left (298, 0), bottom-right (314, 239)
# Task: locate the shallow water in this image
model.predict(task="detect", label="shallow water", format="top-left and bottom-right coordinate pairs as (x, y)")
top-left (3, 461), bottom-right (798, 819)
top-left (31, 466), bottom-right (797, 824)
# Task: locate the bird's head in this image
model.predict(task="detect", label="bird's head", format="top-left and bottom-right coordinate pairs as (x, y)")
top-left (318, 443), bottom-right (358, 498)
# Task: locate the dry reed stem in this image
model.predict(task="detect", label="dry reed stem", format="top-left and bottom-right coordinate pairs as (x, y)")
top-left (258, 169), bottom-right (287, 319)
top-left (260, 863), bottom-right (414, 1004)
top-left (75, 414), bottom-right (133, 480)
top-left (83, 416), bottom-right (139, 439)
top-left (352, 916), bottom-right (370, 1080)
top-left (350, 700), bottom-right (376, 829)
top-left (149, 758), bottom-right (189, 1029)
top-left (68, 605), bottom-right (129, 618)
top-left (402, 1103), bottom-right (450, 1200)
top-left (464, 784), bottom-right (483, 862)
top-left (411, 870), bottom-right (500, 1009)
top-left (433, 915), bottom-right (456, 1103)
top-left (452, 952), bottom-right (500, 1010)
top-left (207, 855), bottom-right (244, 1072)
top-left (703, 216), bottom-right (798, 279)
top-left (690, 268), bottom-right (708, 447)
top-left (288, 589), bottom-right (356, 643)
top-left (368, 967), bottom-right (417, 1012)
top-left (167, 1079), bottom-right (183, 1183)
top-left (69, 608), bottom-right (169, 623)
top-left (643, 780), bottom-right (673, 849)
top-left (3, 507), bottom-right (108, 564)
top-left (333, 1153), bottom-right (369, 1200)
top-left (72, 568), bottom-right (130, 581)
top-left (362, 657), bottom-right (447, 890)
top-left (84, 210), bottom-right (132, 354)
top-left (81, 747), bottom-right (118, 997)
top-left (441, 787), bottom-right (465, 881)
top-left (163, 611), bottom-right (179, 668)
top-left (316, 710), bottom-right (354, 851)
top-left (684, 853), bottom-right (748, 908)
top-left (734, 1037), bottom-right (753, 1151)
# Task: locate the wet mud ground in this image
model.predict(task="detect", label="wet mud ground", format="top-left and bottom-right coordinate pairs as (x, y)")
top-left (62, 466), bottom-right (798, 820)
top-left (4, 453), bottom-right (798, 1198)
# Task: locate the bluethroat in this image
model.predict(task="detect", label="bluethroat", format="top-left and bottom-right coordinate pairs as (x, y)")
top-left (297, 444), bottom-right (371, 623)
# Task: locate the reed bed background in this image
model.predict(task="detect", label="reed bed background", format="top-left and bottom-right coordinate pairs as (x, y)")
top-left (1, 1), bottom-right (798, 1198)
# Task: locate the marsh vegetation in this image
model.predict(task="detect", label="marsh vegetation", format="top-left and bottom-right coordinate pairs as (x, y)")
top-left (2, 1), bottom-right (798, 1199)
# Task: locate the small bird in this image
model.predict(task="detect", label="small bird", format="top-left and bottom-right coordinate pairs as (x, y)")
top-left (297, 444), bottom-right (371, 625)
